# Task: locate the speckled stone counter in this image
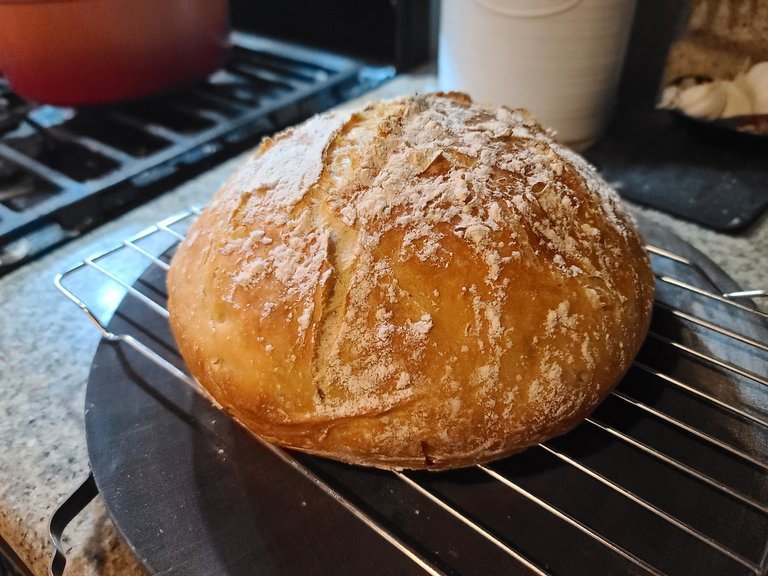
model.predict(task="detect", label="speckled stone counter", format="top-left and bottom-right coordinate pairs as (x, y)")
top-left (0, 73), bottom-right (766, 576)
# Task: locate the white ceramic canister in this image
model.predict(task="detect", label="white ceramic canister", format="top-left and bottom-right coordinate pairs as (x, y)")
top-left (438, 0), bottom-right (637, 145)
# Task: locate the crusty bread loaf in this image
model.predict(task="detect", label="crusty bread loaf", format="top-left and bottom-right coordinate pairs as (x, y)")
top-left (167, 92), bottom-right (654, 470)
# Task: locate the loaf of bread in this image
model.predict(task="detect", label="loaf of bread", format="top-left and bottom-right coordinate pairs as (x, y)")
top-left (167, 93), bottom-right (654, 470)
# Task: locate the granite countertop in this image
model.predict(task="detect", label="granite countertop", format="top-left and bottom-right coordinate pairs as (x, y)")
top-left (1, 73), bottom-right (767, 576)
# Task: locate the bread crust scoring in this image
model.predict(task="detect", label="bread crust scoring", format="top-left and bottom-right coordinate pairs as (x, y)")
top-left (167, 92), bottom-right (654, 470)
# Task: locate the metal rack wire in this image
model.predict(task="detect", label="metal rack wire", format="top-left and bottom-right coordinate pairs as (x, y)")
top-left (54, 209), bottom-right (768, 576)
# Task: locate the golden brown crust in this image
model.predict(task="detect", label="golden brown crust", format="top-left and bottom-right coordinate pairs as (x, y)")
top-left (167, 93), bottom-right (654, 470)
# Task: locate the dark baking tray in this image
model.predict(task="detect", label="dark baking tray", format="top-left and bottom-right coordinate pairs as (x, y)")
top-left (584, 108), bottom-right (768, 234)
top-left (82, 218), bottom-right (768, 576)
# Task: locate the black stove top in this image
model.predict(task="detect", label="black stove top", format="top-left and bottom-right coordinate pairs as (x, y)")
top-left (0, 32), bottom-right (394, 276)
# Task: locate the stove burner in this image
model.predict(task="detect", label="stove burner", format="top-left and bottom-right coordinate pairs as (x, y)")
top-left (0, 82), bottom-right (32, 136)
top-left (0, 32), bottom-right (394, 276)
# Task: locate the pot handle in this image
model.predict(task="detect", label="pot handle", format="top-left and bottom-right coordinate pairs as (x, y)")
top-left (471, 0), bottom-right (583, 18)
top-left (49, 473), bottom-right (99, 576)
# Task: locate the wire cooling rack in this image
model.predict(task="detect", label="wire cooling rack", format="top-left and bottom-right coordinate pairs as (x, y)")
top-left (54, 209), bottom-right (768, 576)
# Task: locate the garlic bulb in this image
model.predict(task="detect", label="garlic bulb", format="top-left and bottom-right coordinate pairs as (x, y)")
top-left (659, 85), bottom-right (681, 109)
top-left (745, 61), bottom-right (768, 114)
top-left (676, 82), bottom-right (727, 119)
top-left (721, 80), bottom-right (753, 117)
top-left (662, 61), bottom-right (768, 122)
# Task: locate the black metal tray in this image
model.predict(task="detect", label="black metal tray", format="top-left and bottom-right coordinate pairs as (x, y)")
top-left (57, 214), bottom-right (768, 576)
top-left (584, 108), bottom-right (768, 234)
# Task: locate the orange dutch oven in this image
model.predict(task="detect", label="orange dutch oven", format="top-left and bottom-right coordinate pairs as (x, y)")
top-left (0, 0), bottom-right (230, 105)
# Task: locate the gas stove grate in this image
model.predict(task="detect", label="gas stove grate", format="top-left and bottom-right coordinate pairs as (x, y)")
top-left (54, 210), bottom-right (768, 576)
top-left (0, 32), bottom-right (393, 275)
